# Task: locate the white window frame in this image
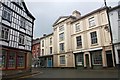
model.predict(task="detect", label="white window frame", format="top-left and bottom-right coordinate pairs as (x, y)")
top-left (76, 54), bottom-right (83, 66)
top-left (59, 43), bottom-right (64, 52)
top-left (59, 32), bottom-right (64, 41)
top-left (50, 37), bottom-right (52, 45)
top-left (90, 31), bottom-right (98, 44)
top-left (92, 51), bottom-right (102, 65)
top-left (59, 25), bottom-right (64, 32)
top-left (60, 55), bottom-right (65, 64)
top-left (75, 23), bottom-right (80, 32)
top-left (76, 36), bottom-right (82, 48)
top-left (89, 17), bottom-right (95, 27)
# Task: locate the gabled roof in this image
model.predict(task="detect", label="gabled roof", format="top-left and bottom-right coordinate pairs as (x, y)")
top-left (22, 1), bottom-right (35, 20)
top-left (53, 16), bottom-right (69, 26)
top-left (11, 0), bottom-right (35, 20)
top-left (53, 16), bottom-right (76, 27)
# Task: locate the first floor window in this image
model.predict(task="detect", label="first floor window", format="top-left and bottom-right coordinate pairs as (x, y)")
top-left (0, 50), bottom-right (7, 69)
top-left (0, 26), bottom-right (9, 41)
top-left (42, 49), bottom-right (44, 55)
top-left (50, 47), bottom-right (52, 54)
top-left (8, 52), bottom-right (16, 68)
top-left (60, 55), bottom-right (65, 64)
top-left (76, 54), bottom-right (83, 66)
top-left (76, 36), bottom-right (82, 48)
top-left (59, 43), bottom-right (64, 52)
top-left (90, 31), bottom-right (97, 44)
top-left (59, 33), bottom-right (64, 41)
top-left (17, 53), bottom-right (25, 68)
top-left (92, 51), bottom-right (102, 65)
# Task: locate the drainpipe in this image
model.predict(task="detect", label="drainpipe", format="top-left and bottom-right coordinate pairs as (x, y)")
top-left (106, 6), bottom-right (116, 67)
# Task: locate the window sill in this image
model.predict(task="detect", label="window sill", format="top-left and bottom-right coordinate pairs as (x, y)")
top-left (59, 64), bottom-right (66, 66)
top-left (59, 51), bottom-right (65, 53)
top-left (91, 43), bottom-right (98, 46)
top-left (76, 46), bottom-right (82, 49)
top-left (18, 43), bottom-right (25, 46)
top-left (92, 64), bottom-right (102, 66)
top-left (2, 17), bottom-right (11, 23)
top-left (89, 25), bottom-right (96, 28)
top-left (0, 38), bottom-right (9, 43)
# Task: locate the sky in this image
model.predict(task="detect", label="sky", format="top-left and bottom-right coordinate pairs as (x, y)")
top-left (25, 0), bottom-right (120, 39)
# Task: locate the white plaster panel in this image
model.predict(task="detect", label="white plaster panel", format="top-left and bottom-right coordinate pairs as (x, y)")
top-left (20, 28), bottom-right (25, 33)
top-left (2, 20), bottom-right (11, 26)
top-left (19, 46), bottom-right (25, 49)
top-left (0, 41), bottom-right (8, 46)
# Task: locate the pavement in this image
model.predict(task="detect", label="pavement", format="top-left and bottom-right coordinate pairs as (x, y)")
top-left (1, 68), bottom-right (40, 79)
top-left (1, 67), bottom-right (119, 79)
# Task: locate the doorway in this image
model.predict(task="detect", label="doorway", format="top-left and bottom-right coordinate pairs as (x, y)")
top-left (106, 51), bottom-right (113, 67)
top-left (85, 54), bottom-right (90, 68)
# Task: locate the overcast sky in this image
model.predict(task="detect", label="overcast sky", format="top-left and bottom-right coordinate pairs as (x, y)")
top-left (25, 0), bottom-right (119, 39)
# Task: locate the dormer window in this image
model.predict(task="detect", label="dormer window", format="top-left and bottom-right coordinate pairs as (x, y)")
top-left (2, 7), bottom-right (12, 22)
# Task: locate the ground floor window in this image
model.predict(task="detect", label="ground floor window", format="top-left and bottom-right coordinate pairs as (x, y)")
top-left (17, 53), bottom-right (25, 68)
top-left (8, 52), bottom-right (16, 69)
top-left (76, 53), bottom-right (83, 66)
top-left (60, 55), bottom-right (65, 64)
top-left (92, 51), bottom-right (102, 65)
top-left (0, 49), bottom-right (26, 70)
top-left (0, 50), bottom-right (7, 69)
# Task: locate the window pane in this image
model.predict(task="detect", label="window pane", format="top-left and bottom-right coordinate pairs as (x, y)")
top-left (60, 43), bottom-right (64, 52)
top-left (17, 53), bottom-right (25, 68)
top-left (76, 54), bottom-right (83, 65)
top-left (60, 56), bottom-right (65, 64)
top-left (0, 50), bottom-right (7, 69)
top-left (76, 36), bottom-right (82, 48)
top-left (90, 31), bottom-right (97, 44)
top-left (89, 17), bottom-right (95, 27)
top-left (59, 33), bottom-right (64, 41)
top-left (92, 51), bottom-right (102, 65)
top-left (8, 52), bottom-right (16, 68)
top-left (75, 23), bottom-right (80, 32)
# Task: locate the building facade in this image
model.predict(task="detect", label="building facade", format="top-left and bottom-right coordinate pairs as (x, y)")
top-left (39, 33), bottom-right (53, 67)
top-left (109, 5), bottom-right (120, 67)
top-left (72, 7), bottom-right (114, 69)
top-left (32, 38), bottom-right (40, 67)
top-left (0, 0), bottom-right (35, 75)
top-left (52, 7), bottom-right (115, 68)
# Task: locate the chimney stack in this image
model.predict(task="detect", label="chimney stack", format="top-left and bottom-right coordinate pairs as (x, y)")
top-left (72, 10), bottom-right (81, 19)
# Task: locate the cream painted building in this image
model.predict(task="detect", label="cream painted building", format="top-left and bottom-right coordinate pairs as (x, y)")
top-left (52, 7), bottom-right (115, 68)
top-left (39, 33), bottom-right (53, 67)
